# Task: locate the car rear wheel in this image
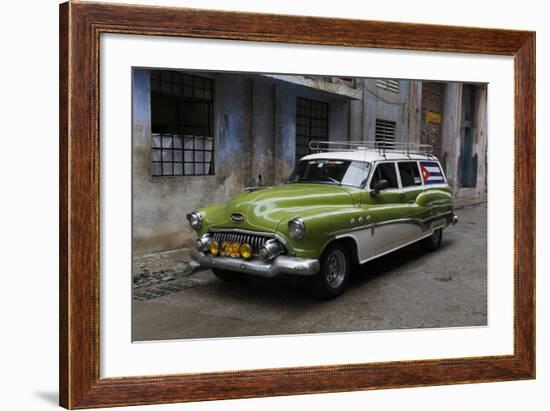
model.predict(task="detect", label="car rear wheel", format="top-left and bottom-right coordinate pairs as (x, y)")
top-left (312, 243), bottom-right (350, 299)
top-left (420, 228), bottom-right (443, 251)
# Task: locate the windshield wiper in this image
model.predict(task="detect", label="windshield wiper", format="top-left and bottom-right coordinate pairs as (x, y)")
top-left (323, 176), bottom-right (340, 184)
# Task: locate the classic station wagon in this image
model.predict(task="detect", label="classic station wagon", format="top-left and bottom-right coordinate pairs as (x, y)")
top-left (188, 141), bottom-right (458, 298)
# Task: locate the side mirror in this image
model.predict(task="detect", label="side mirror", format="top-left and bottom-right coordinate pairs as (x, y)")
top-left (370, 179), bottom-right (390, 197)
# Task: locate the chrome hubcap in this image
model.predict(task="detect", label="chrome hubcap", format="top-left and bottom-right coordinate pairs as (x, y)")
top-left (325, 250), bottom-right (346, 288)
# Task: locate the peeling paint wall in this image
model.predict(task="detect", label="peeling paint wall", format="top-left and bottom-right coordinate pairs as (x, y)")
top-left (439, 83), bottom-right (488, 198)
top-left (407, 81), bottom-right (423, 146)
top-left (251, 78), bottom-right (275, 186)
top-left (132, 70), bottom-right (354, 254)
top-left (473, 86), bottom-right (488, 196)
top-left (362, 79), bottom-right (412, 143)
top-left (441, 82), bottom-right (462, 191)
top-left (133, 70), bottom-right (255, 254)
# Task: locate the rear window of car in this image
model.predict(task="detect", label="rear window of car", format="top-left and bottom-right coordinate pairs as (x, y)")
top-left (398, 162), bottom-right (422, 187)
top-left (370, 162), bottom-right (399, 189)
top-left (419, 161), bottom-right (446, 185)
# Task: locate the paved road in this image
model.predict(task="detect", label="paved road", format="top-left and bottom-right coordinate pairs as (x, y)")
top-left (132, 203), bottom-right (487, 341)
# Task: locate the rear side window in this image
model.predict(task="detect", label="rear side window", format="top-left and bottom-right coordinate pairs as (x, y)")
top-left (398, 162), bottom-right (422, 187)
top-left (419, 161), bottom-right (446, 185)
top-left (370, 163), bottom-right (399, 189)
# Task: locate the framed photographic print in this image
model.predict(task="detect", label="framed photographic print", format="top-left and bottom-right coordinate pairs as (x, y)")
top-left (59, 1), bottom-right (535, 408)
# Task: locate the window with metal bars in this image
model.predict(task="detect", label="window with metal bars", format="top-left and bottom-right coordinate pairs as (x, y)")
top-left (150, 70), bottom-right (214, 176)
top-left (375, 119), bottom-right (396, 149)
top-left (375, 79), bottom-right (400, 93)
top-left (150, 70), bottom-right (214, 102)
top-left (151, 134), bottom-right (214, 177)
top-left (295, 97), bottom-right (329, 162)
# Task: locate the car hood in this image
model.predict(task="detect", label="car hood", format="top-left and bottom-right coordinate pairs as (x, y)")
top-left (210, 183), bottom-right (357, 233)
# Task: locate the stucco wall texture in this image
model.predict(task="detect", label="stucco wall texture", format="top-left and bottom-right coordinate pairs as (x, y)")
top-left (132, 69), bottom-right (487, 254)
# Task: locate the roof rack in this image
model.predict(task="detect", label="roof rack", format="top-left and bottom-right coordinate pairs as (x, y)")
top-left (309, 139), bottom-right (435, 158)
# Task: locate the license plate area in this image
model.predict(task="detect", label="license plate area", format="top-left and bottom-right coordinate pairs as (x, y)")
top-left (220, 241), bottom-right (241, 258)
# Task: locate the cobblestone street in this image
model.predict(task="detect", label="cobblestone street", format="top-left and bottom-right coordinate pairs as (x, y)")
top-left (132, 203), bottom-right (487, 341)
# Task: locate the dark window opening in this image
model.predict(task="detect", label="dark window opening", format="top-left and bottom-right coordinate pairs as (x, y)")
top-left (370, 163), bottom-right (399, 189)
top-left (296, 97), bottom-right (329, 162)
top-left (150, 70), bottom-right (214, 176)
top-left (398, 162), bottom-right (422, 187)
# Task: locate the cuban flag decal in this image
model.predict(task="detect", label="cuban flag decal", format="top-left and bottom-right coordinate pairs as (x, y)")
top-left (420, 161), bottom-right (445, 185)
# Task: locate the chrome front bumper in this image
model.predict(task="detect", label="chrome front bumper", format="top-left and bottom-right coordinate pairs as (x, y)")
top-left (191, 249), bottom-right (320, 278)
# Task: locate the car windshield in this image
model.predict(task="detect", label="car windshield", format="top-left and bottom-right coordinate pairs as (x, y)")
top-left (287, 159), bottom-right (371, 187)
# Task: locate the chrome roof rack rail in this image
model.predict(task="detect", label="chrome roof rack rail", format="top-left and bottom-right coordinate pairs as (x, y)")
top-left (309, 140), bottom-right (434, 157)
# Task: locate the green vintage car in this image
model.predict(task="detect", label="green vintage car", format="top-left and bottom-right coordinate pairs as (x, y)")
top-left (188, 142), bottom-right (457, 298)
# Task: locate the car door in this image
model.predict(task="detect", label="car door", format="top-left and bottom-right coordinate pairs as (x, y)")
top-left (397, 161), bottom-right (431, 241)
top-left (362, 161), bottom-right (411, 257)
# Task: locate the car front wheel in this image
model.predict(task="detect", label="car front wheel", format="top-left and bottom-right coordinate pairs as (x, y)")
top-left (312, 243), bottom-right (350, 299)
top-left (420, 228), bottom-right (443, 251)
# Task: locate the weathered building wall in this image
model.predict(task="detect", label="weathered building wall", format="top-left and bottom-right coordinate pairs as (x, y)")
top-left (133, 70), bottom-right (252, 254)
top-left (440, 83), bottom-right (462, 191)
top-left (349, 98), bottom-right (364, 141)
top-left (133, 70), bottom-right (354, 254)
top-left (438, 83), bottom-right (488, 198)
top-left (251, 77), bottom-right (275, 187)
top-left (271, 80), bottom-right (353, 184)
top-left (473, 86), bottom-right (488, 196)
top-left (363, 79), bottom-right (408, 143)
top-left (273, 82), bottom-right (296, 184)
top-left (406, 81), bottom-right (423, 145)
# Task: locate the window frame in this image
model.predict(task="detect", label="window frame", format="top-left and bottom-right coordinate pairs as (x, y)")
top-left (368, 161), bottom-right (401, 191)
top-left (150, 70), bottom-right (215, 177)
top-left (397, 161), bottom-right (423, 188)
top-left (295, 97), bottom-right (329, 162)
top-left (151, 134), bottom-right (215, 177)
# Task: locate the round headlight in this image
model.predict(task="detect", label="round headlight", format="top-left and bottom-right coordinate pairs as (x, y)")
top-left (239, 243), bottom-right (252, 260)
top-left (209, 240), bottom-right (219, 256)
top-left (288, 218), bottom-right (305, 239)
top-left (186, 211), bottom-right (202, 230)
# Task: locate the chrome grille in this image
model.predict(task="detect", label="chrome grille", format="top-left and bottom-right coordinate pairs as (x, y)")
top-left (210, 230), bottom-right (273, 255)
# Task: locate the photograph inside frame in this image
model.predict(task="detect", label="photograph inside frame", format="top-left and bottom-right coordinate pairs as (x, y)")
top-left (131, 68), bottom-right (488, 341)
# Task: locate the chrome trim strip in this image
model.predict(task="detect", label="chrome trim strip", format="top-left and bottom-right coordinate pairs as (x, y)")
top-left (426, 199), bottom-right (452, 206)
top-left (330, 211), bottom-right (453, 236)
top-left (191, 249), bottom-right (319, 278)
